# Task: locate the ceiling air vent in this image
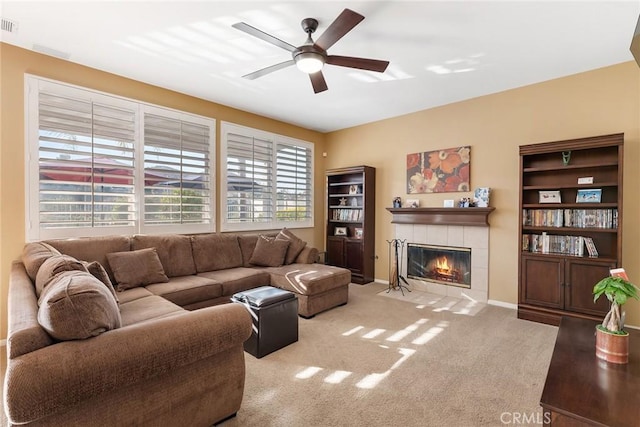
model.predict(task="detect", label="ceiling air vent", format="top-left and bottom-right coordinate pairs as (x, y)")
top-left (1, 18), bottom-right (18, 33)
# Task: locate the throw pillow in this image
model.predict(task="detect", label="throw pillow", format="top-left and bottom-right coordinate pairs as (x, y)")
top-left (106, 248), bottom-right (169, 291)
top-left (37, 271), bottom-right (121, 341)
top-left (21, 242), bottom-right (61, 282)
top-left (83, 261), bottom-right (119, 304)
top-left (35, 254), bottom-right (88, 298)
top-left (276, 228), bottom-right (307, 264)
top-left (249, 235), bottom-right (290, 267)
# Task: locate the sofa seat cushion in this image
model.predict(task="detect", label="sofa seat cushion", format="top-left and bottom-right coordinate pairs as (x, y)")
top-left (191, 234), bottom-right (243, 272)
top-left (37, 271), bottom-right (121, 341)
top-left (145, 275), bottom-right (223, 307)
top-left (119, 295), bottom-right (185, 327)
top-left (117, 287), bottom-right (154, 304)
top-left (265, 264), bottom-right (351, 296)
top-left (132, 234), bottom-right (197, 277)
top-left (197, 268), bottom-right (271, 296)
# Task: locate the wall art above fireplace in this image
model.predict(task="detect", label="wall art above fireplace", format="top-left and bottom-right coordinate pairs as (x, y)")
top-left (406, 146), bottom-right (470, 194)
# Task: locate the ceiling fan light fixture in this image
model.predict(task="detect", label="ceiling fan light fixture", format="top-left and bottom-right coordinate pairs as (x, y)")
top-left (295, 52), bottom-right (324, 73)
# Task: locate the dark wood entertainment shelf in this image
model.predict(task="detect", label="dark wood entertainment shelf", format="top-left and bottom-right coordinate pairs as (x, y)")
top-left (386, 207), bottom-right (495, 227)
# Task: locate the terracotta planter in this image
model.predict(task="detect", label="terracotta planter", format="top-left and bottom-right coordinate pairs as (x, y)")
top-left (595, 327), bottom-right (629, 364)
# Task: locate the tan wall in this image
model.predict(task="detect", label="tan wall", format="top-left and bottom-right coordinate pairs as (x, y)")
top-left (0, 43), bottom-right (327, 339)
top-left (325, 62), bottom-right (640, 325)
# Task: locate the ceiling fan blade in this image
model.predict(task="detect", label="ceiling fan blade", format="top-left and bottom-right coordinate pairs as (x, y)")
top-left (309, 71), bottom-right (328, 94)
top-left (232, 22), bottom-right (297, 52)
top-left (315, 8), bottom-right (364, 51)
top-left (326, 55), bottom-right (389, 73)
top-left (242, 60), bottom-right (295, 80)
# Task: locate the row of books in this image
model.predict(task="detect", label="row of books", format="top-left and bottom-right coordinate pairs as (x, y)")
top-left (331, 208), bottom-right (363, 222)
top-left (522, 233), bottom-right (599, 257)
top-left (522, 209), bottom-right (618, 229)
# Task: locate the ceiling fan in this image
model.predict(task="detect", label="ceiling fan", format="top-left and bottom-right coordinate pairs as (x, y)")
top-left (232, 8), bottom-right (390, 94)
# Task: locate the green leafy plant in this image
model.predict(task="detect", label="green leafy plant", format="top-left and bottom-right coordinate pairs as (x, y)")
top-left (593, 276), bottom-right (640, 334)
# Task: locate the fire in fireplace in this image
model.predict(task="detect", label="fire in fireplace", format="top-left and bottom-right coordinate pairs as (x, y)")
top-left (406, 243), bottom-right (471, 288)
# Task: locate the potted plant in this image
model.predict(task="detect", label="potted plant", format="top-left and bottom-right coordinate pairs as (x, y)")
top-left (592, 275), bottom-right (639, 364)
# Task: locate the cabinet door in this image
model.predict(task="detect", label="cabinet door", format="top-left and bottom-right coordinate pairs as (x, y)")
top-left (326, 237), bottom-right (345, 268)
top-left (345, 240), bottom-right (363, 275)
top-left (521, 256), bottom-right (563, 309)
top-left (565, 259), bottom-right (613, 316)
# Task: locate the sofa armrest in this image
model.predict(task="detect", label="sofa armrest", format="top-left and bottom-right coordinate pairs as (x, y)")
top-left (4, 303), bottom-right (252, 424)
top-left (7, 261), bottom-right (53, 358)
top-left (295, 246), bottom-right (319, 264)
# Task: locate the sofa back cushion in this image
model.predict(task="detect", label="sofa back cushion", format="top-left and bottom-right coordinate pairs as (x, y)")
top-left (132, 234), bottom-right (196, 277)
top-left (37, 271), bottom-right (121, 341)
top-left (107, 248), bottom-right (169, 290)
top-left (21, 242), bottom-right (61, 282)
top-left (45, 235), bottom-right (130, 283)
top-left (191, 234), bottom-right (243, 273)
top-left (35, 255), bottom-right (88, 297)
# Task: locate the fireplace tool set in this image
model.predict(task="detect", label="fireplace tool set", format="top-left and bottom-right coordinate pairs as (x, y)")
top-left (387, 239), bottom-right (411, 295)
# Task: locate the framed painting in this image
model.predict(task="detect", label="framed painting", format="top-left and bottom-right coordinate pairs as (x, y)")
top-left (407, 146), bottom-right (470, 193)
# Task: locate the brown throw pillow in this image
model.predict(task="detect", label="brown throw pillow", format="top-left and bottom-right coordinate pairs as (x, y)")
top-left (249, 235), bottom-right (290, 267)
top-left (21, 242), bottom-right (61, 282)
top-left (37, 271), bottom-right (121, 341)
top-left (276, 228), bottom-right (307, 265)
top-left (35, 254), bottom-right (88, 297)
top-left (106, 248), bottom-right (169, 291)
top-left (83, 261), bottom-right (119, 304)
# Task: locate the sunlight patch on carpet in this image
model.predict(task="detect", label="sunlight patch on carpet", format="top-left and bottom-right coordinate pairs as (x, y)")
top-left (378, 288), bottom-right (486, 316)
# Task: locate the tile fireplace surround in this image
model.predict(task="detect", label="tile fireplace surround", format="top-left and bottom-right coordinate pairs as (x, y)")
top-left (387, 208), bottom-right (494, 303)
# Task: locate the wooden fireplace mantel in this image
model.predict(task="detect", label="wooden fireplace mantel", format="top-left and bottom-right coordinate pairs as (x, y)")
top-left (386, 207), bottom-right (495, 227)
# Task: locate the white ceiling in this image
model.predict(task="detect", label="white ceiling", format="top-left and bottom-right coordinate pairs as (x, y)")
top-left (2, 1), bottom-right (638, 133)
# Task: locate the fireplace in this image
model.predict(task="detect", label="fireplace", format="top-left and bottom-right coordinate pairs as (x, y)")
top-left (407, 243), bottom-right (471, 288)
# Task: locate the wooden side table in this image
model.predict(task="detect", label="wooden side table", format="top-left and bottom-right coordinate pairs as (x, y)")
top-left (540, 316), bottom-right (640, 426)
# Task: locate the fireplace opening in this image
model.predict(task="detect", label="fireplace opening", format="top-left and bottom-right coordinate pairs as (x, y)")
top-left (407, 243), bottom-right (471, 288)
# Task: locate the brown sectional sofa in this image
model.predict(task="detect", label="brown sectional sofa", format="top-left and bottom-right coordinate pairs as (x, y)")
top-left (4, 231), bottom-right (351, 426)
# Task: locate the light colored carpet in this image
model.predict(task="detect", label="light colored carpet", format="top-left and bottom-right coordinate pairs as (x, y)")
top-left (227, 283), bottom-right (558, 426)
top-left (1, 283), bottom-right (558, 427)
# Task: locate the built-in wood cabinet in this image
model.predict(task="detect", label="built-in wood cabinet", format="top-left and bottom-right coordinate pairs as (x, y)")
top-left (518, 133), bottom-right (623, 326)
top-left (326, 166), bottom-right (375, 284)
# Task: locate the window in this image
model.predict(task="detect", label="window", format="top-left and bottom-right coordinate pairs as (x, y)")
top-left (142, 109), bottom-right (212, 230)
top-left (26, 76), bottom-right (215, 241)
top-left (220, 122), bottom-right (313, 231)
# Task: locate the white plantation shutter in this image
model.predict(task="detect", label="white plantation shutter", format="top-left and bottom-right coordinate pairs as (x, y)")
top-left (225, 131), bottom-right (274, 224)
top-left (221, 122), bottom-right (313, 231)
top-left (276, 142), bottom-right (312, 222)
top-left (37, 91), bottom-right (136, 231)
top-left (26, 76), bottom-right (215, 240)
top-left (143, 112), bottom-right (212, 227)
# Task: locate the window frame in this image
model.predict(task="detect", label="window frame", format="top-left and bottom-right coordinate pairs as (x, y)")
top-left (25, 75), bottom-right (216, 241)
top-left (220, 121), bottom-right (314, 232)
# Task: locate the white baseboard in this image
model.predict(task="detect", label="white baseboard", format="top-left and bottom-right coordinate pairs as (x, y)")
top-left (488, 299), bottom-right (518, 310)
top-left (374, 279), bottom-right (389, 285)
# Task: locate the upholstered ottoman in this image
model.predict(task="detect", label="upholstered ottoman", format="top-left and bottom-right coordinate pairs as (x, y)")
top-left (232, 286), bottom-right (298, 358)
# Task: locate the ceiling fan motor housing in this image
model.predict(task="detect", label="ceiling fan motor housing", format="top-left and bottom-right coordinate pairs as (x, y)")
top-left (301, 18), bottom-right (318, 34)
